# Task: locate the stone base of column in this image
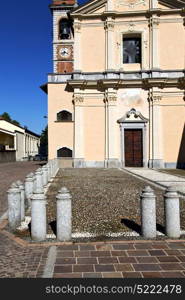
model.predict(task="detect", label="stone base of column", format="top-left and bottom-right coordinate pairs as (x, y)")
top-left (106, 159), bottom-right (121, 168)
top-left (148, 159), bottom-right (164, 168)
top-left (73, 158), bottom-right (85, 168)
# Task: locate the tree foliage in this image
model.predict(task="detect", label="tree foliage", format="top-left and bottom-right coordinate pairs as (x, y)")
top-left (0, 112), bottom-right (20, 126)
top-left (39, 125), bottom-right (48, 156)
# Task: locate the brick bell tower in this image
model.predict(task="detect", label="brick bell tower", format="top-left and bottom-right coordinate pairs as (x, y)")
top-left (50, 0), bottom-right (77, 73)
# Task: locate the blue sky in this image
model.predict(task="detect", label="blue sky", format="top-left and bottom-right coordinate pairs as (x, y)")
top-left (0, 0), bottom-right (88, 135)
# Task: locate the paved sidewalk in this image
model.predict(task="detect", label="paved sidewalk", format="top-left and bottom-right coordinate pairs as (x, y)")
top-left (0, 161), bottom-right (45, 217)
top-left (0, 232), bottom-right (48, 278)
top-left (124, 168), bottom-right (185, 195)
top-left (0, 228), bottom-right (185, 278)
top-left (52, 241), bottom-right (185, 278)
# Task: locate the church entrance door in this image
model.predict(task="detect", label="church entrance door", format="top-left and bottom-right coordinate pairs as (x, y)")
top-left (124, 129), bottom-right (143, 167)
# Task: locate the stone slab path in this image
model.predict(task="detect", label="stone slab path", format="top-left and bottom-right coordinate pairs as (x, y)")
top-left (124, 168), bottom-right (185, 195)
top-left (52, 240), bottom-right (185, 278)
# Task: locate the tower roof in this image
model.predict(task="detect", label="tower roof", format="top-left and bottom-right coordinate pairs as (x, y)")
top-left (51, 0), bottom-right (77, 6)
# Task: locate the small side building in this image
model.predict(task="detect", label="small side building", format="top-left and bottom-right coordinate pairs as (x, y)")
top-left (0, 118), bottom-right (40, 162)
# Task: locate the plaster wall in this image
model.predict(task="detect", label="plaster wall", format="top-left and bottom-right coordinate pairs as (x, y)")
top-left (81, 25), bottom-right (105, 72)
top-left (161, 95), bottom-right (185, 163)
top-left (48, 84), bottom-right (74, 159)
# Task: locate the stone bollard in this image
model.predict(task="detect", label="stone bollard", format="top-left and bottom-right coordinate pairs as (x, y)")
top-left (56, 187), bottom-right (72, 241)
top-left (16, 180), bottom-right (25, 221)
top-left (35, 168), bottom-right (43, 190)
top-left (55, 159), bottom-right (59, 175)
top-left (7, 183), bottom-right (21, 230)
top-left (33, 174), bottom-right (37, 192)
top-left (42, 165), bottom-right (48, 186)
top-left (140, 186), bottom-right (156, 238)
top-left (50, 161), bottom-right (54, 177)
top-left (48, 164), bottom-right (52, 181)
top-left (31, 188), bottom-right (47, 241)
top-left (164, 186), bottom-right (180, 238)
top-left (25, 173), bottom-right (34, 207)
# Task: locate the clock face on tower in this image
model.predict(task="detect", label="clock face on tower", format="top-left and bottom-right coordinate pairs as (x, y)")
top-left (60, 47), bottom-right (71, 58)
top-left (58, 45), bottom-right (73, 60)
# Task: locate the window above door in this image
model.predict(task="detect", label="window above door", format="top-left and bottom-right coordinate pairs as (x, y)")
top-left (120, 33), bottom-right (143, 71)
top-left (123, 36), bottom-right (142, 64)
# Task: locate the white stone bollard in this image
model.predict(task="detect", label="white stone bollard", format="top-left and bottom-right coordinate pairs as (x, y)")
top-left (56, 187), bottom-right (72, 241)
top-left (50, 161), bottom-right (54, 177)
top-left (140, 186), bottom-right (156, 238)
top-left (35, 168), bottom-right (43, 190)
top-left (48, 164), bottom-right (52, 180)
top-left (33, 174), bottom-right (37, 193)
top-left (16, 180), bottom-right (25, 221)
top-left (31, 188), bottom-right (47, 241)
top-left (42, 165), bottom-right (48, 186)
top-left (7, 183), bottom-right (21, 230)
top-left (55, 159), bottom-right (59, 175)
top-left (164, 186), bottom-right (180, 238)
top-left (25, 173), bottom-right (34, 207)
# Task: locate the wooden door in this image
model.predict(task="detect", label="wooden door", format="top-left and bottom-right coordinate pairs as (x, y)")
top-left (124, 129), bottom-right (143, 167)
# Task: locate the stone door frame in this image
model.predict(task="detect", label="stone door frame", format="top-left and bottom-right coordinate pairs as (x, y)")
top-left (120, 122), bottom-right (147, 168)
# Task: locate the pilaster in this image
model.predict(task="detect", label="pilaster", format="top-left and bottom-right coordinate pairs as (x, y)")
top-left (74, 20), bottom-right (81, 71)
top-left (148, 88), bottom-right (164, 168)
top-left (150, 0), bottom-right (158, 9)
top-left (104, 89), bottom-right (120, 168)
top-left (107, 0), bottom-right (114, 11)
top-left (104, 18), bottom-right (115, 71)
top-left (149, 16), bottom-right (160, 70)
top-left (73, 90), bottom-right (84, 167)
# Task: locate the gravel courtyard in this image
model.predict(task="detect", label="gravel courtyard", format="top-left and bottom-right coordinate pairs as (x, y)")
top-left (47, 168), bottom-right (185, 238)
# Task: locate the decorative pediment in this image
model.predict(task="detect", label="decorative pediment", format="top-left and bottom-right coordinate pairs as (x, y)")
top-left (159, 0), bottom-right (185, 9)
top-left (72, 0), bottom-right (107, 15)
top-left (72, 0), bottom-right (185, 16)
top-left (117, 108), bottom-right (148, 123)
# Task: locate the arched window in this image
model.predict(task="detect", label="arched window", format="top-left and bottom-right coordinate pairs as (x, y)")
top-left (57, 147), bottom-right (72, 158)
top-left (59, 18), bottom-right (72, 40)
top-left (57, 110), bottom-right (72, 122)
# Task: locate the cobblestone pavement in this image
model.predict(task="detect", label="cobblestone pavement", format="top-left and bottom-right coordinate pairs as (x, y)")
top-left (0, 161), bottom-right (45, 216)
top-left (0, 232), bottom-right (49, 278)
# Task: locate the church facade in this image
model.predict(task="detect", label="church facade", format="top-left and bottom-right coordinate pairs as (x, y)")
top-left (42, 0), bottom-right (185, 168)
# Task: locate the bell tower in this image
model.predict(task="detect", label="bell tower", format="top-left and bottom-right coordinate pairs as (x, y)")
top-left (50, 0), bottom-right (77, 73)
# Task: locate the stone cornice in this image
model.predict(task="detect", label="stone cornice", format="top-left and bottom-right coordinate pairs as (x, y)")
top-left (67, 77), bottom-right (185, 90)
top-left (48, 70), bottom-right (185, 84)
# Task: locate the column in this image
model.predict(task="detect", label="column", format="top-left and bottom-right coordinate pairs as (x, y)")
top-left (73, 90), bottom-right (84, 168)
top-left (150, 16), bottom-right (160, 69)
top-left (149, 89), bottom-right (164, 168)
top-left (74, 20), bottom-right (81, 72)
top-left (105, 18), bottom-right (115, 71)
top-left (105, 89), bottom-right (120, 168)
top-left (14, 134), bottom-right (17, 151)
